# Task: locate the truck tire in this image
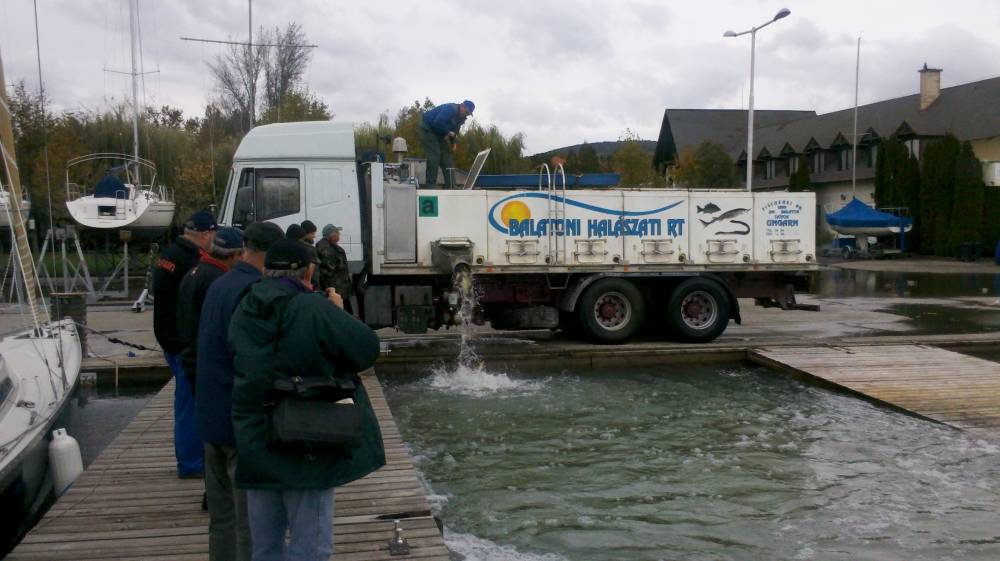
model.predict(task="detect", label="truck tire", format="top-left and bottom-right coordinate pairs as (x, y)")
top-left (666, 278), bottom-right (730, 343)
top-left (577, 278), bottom-right (645, 343)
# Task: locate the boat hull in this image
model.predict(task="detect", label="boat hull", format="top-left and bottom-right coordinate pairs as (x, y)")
top-left (66, 196), bottom-right (175, 236)
top-left (0, 201), bottom-right (31, 228)
top-left (0, 320), bottom-right (83, 555)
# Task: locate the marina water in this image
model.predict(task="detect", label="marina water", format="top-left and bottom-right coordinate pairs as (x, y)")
top-left (383, 364), bottom-right (1000, 560)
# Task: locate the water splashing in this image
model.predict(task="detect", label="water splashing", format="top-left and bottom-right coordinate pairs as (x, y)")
top-left (425, 267), bottom-right (545, 397)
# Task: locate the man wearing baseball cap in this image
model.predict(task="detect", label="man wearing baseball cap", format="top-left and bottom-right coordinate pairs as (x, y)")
top-left (316, 224), bottom-right (354, 315)
top-left (153, 210), bottom-right (217, 479)
top-left (420, 99), bottom-right (475, 188)
top-left (230, 239), bottom-right (384, 560)
top-left (196, 222), bottom-right (283, 561)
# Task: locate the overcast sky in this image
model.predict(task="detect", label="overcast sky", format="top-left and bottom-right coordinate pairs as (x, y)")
top-left (2, 0), bottom-right (999, 153)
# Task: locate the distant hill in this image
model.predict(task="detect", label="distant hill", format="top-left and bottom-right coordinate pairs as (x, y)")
top-left (531, 140), bottom-right (657, 160)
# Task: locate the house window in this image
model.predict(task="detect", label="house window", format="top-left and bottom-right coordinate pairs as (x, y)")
top-left (905, 138), bottom-right (920, 159)
top-left (811, 152), bottom-right (825, 173)
top-left (788, 156), bottom-right (799, 174)
top-left (839, 148), bottom-right (852, 171)
top-left (763, 159), bottom-right (776, 179)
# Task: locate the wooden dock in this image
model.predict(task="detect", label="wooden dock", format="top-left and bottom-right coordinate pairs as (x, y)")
top-left (7, 373), bottom-right (449, 561)
top-left (750, 344), bottom-right (1000, 436)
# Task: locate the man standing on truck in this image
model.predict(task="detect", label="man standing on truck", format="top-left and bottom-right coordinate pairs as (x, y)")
top-left (317, 224), bottom-right (354, 314)
top-left (153, 211), bottom-right (216, 479)
top-left (420, 100), bottom-right (475, 188)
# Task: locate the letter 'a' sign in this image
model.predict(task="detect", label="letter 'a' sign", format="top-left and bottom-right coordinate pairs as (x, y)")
top-left (418, 196), bottom-right (438, 217)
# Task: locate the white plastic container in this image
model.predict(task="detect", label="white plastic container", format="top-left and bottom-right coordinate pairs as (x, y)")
top-left (49, 427), bottom-right (83, 496)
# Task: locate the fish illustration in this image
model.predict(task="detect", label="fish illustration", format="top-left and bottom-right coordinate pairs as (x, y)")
top-left (697, 203), bottom-right (721, 214)
top-left (715, 220), bottom-right (750, 235)
top-left (699, 208), bottom-right (749, 226)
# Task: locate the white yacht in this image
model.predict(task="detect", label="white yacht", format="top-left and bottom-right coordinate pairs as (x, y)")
top-left (64, 153), bottom-right (174, 236)
top-left (0, 47), bottom-right (83, 547)
top-left (0, 188), bottom-right (30, 228)
top-left (63, 0), bottom-right (175, 236)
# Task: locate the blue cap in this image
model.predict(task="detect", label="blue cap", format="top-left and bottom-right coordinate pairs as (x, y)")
top-left (462, 100), bottom-right (475, 113)
top-left (213, 226), bottom-right (243, 250)
top-left (185, 211), bottom-right (217, 232)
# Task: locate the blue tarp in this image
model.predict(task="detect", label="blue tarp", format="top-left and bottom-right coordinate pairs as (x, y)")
top-left (826, 197), bottom-right (913, 230)
top-left (475, 173), bottom-right (621, 189)
top-left (94, 174), bottom-right (128, 199)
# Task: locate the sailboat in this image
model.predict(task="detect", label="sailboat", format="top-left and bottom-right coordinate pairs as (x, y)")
top-left (0, 186), bottom-right (30, 228)
top-left (0, 48), bottom-right (83, 548)
top-left (63, 0), bottom-right (175, 236)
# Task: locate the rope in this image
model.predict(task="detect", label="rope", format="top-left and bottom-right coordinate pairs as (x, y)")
top-left (73, 321), bottom-right (161, 352)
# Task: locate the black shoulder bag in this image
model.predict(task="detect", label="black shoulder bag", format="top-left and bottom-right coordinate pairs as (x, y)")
top-left (265, 295), bottom-right (365, 452)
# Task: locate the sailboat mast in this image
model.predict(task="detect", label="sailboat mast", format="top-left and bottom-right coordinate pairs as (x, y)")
top-left (0, 50), bottom-right (48, 329)
top-left (851, 36), bottom-right (860, 197)
top-left (129, 0), bottom-right (140, 168)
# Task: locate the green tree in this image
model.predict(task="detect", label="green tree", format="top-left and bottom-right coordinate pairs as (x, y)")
top-left (788, 155), bottom-right (811, 192)
top-left (612, 129), bottom-right (664, 187)
top-left (947, 141), bottom-right (985, 255)
top-left (258, 91), bottom-right (332, 125)
top-left (983, 188), bottom-right (1000, 257)
top-left (918, 135), bottom-right (961, 255)
top-left (671, 141), bottom-right (736, 189)
top-left (577, 142), bottom-right (601, 173)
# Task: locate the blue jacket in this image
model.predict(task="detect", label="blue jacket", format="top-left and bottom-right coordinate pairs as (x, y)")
top-left (422, 103), bottom-right (467, 136)
top-left (195, 261), bottom-right (262, 445)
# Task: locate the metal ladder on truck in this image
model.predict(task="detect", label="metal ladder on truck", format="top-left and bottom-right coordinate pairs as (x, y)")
top-left (544, 163), bottom-right (568, 265)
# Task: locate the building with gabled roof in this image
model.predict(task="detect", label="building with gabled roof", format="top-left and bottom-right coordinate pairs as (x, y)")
top-left (654, 66), bottom-right (1000, 236)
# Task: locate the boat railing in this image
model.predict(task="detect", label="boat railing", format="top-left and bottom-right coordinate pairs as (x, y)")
top-left (66, 182), bottom-right (83, 200)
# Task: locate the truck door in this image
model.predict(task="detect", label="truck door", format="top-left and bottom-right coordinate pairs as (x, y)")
top-left (305, 163), bottom-right (363, 264)
top-left (229, 166), bottom-right (304, 231)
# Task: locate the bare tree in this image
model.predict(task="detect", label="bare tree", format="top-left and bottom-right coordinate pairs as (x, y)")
top-left (208, 34), bottom-right (267, 132)
top-left (263, 23), bottom-right (312, 119)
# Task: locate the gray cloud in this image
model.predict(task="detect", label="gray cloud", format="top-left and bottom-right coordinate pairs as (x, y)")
top-left (2, 0), bottom-right (998, 153)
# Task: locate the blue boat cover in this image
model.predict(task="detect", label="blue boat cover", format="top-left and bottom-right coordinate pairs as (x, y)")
top-left (475, 173), bottom-right (621, 189)
top-left (826, 197), bottom-right (913, 229)
top-left (94, 174), bottom-right (128, 199)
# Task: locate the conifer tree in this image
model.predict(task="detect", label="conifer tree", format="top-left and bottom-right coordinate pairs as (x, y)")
top-left (947, 141), bottom-right (985, 255)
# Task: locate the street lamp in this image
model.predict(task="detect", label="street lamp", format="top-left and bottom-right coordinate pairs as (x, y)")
top-left (724, 8), bottom-right (791, 192)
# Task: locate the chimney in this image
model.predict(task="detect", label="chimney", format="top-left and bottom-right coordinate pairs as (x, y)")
top-left (918, 62), bottom-right (942, 111)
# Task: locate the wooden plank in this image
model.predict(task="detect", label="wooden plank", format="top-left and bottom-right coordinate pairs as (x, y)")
top-left (749, 344), bottom-right (1000, 436)
top-left (8, 372), bottom-right (449, 561)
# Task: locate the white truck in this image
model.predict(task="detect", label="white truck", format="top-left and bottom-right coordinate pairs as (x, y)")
top-left (219, 121), bottom-right (818, 343)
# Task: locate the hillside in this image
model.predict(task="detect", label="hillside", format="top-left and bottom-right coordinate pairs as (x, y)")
top-left (531, 140), bottom-right (657, 160)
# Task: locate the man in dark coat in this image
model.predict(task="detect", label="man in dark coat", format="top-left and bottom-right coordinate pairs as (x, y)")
top-left (153, 210), bottom-right (216, 478)
top-left (196, 222), bottom-right (283, 561)
top-left (229, 240), bottom-right (383, 560)
top-left (420, 99), bottom-right (474, 187)
top-left (317, 224), bottom-right (354, 314)
top-left (177, 226), bottom-right (244, 390)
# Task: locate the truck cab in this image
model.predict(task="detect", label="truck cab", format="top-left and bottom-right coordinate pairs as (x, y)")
top-left (220, 121), bottom-right (366, 272)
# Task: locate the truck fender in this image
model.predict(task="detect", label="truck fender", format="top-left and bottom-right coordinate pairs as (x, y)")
top-left (558, 273), bottom-right (612, 312)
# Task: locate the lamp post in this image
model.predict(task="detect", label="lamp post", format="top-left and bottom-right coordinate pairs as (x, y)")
top-left (724, 8), bottom-right (791, 192)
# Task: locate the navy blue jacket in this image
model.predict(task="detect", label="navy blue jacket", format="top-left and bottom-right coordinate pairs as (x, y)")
top-left (195, 261), bottom-right (261, 445)
top-left (422, 103), bottom-right (467, 136)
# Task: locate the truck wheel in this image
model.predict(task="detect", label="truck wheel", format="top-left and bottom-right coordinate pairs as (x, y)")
top-left (577, 278), bottom-right (645, 343)
top-left (667, 278), bottom-right (730, 343)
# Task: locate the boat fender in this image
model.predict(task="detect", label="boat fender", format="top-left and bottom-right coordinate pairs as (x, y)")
top-left (48, 428), bottom-right (83, 496)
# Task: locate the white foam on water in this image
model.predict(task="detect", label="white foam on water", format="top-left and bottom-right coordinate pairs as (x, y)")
top-left (426, 362), bottom-right (546, 398)
top-left (444, 529), bottom-right (568, 561)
